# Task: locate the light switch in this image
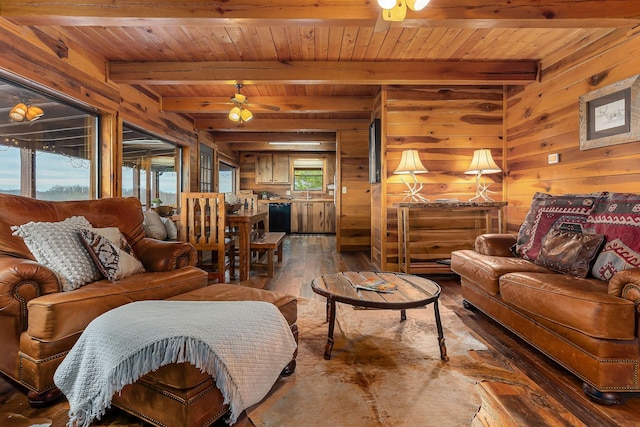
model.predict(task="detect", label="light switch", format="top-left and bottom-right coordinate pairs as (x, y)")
top-left (548, 153), bottom-right (559, 164)
top-left (342, 187), bottom-right (347, 194)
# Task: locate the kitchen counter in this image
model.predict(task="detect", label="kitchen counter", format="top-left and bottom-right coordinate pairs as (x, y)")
top-left (258, 198), bottom-right (334, 203)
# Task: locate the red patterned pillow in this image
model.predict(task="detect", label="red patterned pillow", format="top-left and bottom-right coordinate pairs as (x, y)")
top-left (514, 192), bottom-right (602, 262)
top-left (588, 192), bottom-right (640, 281)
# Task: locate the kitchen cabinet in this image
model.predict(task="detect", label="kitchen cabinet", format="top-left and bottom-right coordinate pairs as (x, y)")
top-left (291, 201), bottom-right (335, 233)
top-left (255, 154), bottom-right (289, 184)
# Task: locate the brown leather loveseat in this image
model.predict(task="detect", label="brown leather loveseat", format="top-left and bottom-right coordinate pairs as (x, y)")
top-left (0, 193), bottom-right (208, 406)
top-left (451, 192), bottom-right (640, 404)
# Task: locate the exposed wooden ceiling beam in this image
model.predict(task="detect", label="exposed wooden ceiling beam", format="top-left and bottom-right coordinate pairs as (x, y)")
top-left (162, 96), bottom-right (373, 114)
top-left (195, 118), bottom-right (369, 132)
top-left (111, 61), bottom-right (539, 85)
top-left (2, 0), bottom-right (638, 28)
top-left (212, 132), bottom-right (336, 143)
top-left (227, 141), bottom-right (336, 152)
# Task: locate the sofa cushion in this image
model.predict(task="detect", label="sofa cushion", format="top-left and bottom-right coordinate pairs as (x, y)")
top-left (79, 228), bottom-right (145, 282)
top-left (534, 229), bottom-right (605, 278)
top-left (0, 194), bottom-right (147, 260)
top-left (514, 192), bottom-right (601, 262)
top-left (500, 272), bottom-right (636, 340)
top-left (451, 249), bottom-right (550, 296)
top-left (169, 284), bottom-right (297, 326)
top-left (143, 209), bottom-right (168, 240)
top-left (587, 192), bottom-right (640, 281)
top-left (11, 216), bottom-right (103, 291)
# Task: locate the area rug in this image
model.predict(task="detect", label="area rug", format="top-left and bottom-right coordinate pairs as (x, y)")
top-left (246, 294), bottom-right (518, 427)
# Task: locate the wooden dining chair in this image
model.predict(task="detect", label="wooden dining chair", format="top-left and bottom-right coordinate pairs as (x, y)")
top-left (179, 192), bottom-right (235, 282)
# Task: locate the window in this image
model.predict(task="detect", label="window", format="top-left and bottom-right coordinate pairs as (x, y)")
top-left (121, 125), bottom-right (181, 207)
top-left (200, 144), bottom-right (213, 192)
top-left (292, 159), bottom-right (324, 191)
top-left (0, 78), bottom-right (98, 200)
top-left (218, 161), bottom-right (236, 193)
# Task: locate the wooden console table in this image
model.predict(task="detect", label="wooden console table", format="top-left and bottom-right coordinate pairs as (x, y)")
top-left (395, 201), bottom-right (507, 274)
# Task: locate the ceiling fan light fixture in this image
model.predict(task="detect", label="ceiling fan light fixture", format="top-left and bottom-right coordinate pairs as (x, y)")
top-left (377, 0), bottom-right (397, 9)
top-left (26, 105), bottom-right (44, 121)
top-left (240, 108), bottom-right (253, 122)
top-left (233, 93), bottom-right (247, 104)
top-left (406, 0), bottom-right (430, 11)
top-left (9, 103), bottom-right (27, 121)
top-left (229, 106), bottom-right (242, 122)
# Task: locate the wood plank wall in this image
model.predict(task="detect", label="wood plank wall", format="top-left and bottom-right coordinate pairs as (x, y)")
top-left (505, 29), bottom-right (640, 232)
top-left (379, 85), bottom-right (505, 271)
top-left (337, 129), bottom-right (371, 252)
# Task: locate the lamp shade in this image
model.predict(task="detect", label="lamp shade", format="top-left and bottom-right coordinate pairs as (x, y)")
top-left (465, 149), bottom-right (501, 174)
top-left (240, 108), bottom-right (253, 122)
top-left (394, 149), bottom-right (428, 174)
top-left (228, 106), bottom-right (242, 122)
top-left (377, 0), bottom-right (397, 9)
top-left (407, 0), bottom-right (431, 11)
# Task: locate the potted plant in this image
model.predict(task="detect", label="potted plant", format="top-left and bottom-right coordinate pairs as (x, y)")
top-left (151, 198), bottom-right (162, 208)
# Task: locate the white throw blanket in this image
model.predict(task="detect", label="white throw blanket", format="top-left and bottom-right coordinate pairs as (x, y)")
top-left (53, 300), bottom-right (297, 427)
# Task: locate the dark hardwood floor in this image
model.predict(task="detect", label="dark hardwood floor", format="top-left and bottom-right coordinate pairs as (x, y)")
top-left (1, 234), bottom-right (639, 426)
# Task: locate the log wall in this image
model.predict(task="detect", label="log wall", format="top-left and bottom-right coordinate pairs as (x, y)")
top-left (337, 129), bottom-right (371, 252)
top-left (505, 28), bottom-right (640, 232)
top-left (379, 85), bottom-right (505, 270)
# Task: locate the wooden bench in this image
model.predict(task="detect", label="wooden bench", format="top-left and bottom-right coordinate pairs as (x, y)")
top-left (250, 232), bottom-right (286, 277)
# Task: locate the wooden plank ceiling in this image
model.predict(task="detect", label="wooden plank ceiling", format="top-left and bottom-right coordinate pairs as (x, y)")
top-left (2, 0), bottom-right (639, 152)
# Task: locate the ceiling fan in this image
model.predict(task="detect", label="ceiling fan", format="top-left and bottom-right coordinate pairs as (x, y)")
top-left (228, 84), bottom-right (280, 125)
top-left (374, 0), bottom-right (431, 32)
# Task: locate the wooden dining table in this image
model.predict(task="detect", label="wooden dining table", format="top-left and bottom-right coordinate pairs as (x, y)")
top-left (226, 207), bottom-right (268, 281)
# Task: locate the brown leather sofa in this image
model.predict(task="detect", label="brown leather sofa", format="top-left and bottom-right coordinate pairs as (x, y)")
top-left (451, 192), bottom-right (640, 404)
top-left (0, 194), bottom-right (208, 406)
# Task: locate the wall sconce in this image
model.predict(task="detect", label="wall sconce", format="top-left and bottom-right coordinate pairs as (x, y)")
top-left (465, 149), bottom-right (502, 202)
top-left (9, 103), bottom-right (44, 122)
top-left (394, 149), bottom-right (430, 202)
top-left (377, 0), bottom-right (431, 22)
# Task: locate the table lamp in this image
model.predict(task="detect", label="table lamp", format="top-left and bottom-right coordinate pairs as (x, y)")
top-left (394, 149), bottom-right (430, 202)
top-left (465, 148), bottom-right (502, 202)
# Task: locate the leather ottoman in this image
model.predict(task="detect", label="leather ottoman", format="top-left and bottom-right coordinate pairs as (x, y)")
top-left (111, 285), bottom-right (298, 427)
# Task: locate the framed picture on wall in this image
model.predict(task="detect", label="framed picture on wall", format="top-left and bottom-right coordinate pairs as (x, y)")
top-left (369, 118), bottom-right (381, 183)
top-left (579, 74), bottom-right (640, 150)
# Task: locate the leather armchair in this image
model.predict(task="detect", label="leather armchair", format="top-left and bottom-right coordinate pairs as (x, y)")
top-left (0, 193), bottom-right (208, 406)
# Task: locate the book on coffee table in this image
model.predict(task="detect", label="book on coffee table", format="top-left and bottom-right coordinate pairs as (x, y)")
top-left (354, 279), bottom-right (398, 293)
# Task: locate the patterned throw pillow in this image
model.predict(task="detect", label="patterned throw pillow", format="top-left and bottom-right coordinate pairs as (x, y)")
top-left (514, 192), bottom-right (602, 262)
top-left (11, 216), bottom-right (102, 291)
top-left (588, 192), bottom-right (640, 281)
top-left (79, 228), bottom-right (145, 282)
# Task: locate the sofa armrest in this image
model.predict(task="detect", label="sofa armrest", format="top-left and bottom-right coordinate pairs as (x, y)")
top-left (474, 234), bottom-right (518, 257)
top-left (133, 237), bottom-right (197, 272)
top-left (609, 268), bottom-right (640, 304)
top-left (0, 256), bottom-right (61, 330)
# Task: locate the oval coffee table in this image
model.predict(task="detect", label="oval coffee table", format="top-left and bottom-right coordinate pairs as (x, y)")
top-left (311, 271), bottom-right (448, 361)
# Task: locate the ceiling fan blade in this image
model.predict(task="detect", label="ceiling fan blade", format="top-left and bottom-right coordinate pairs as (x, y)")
top-left (250, 103), bottom-right (280, 111)
top-left (374, 10), bottom-right (391, 33)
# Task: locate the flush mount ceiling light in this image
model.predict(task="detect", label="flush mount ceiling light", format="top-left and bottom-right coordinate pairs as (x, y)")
top-left (377, 0), bottom-right (431, 22)
top-left (9, 103), bottom-right (44, 122)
